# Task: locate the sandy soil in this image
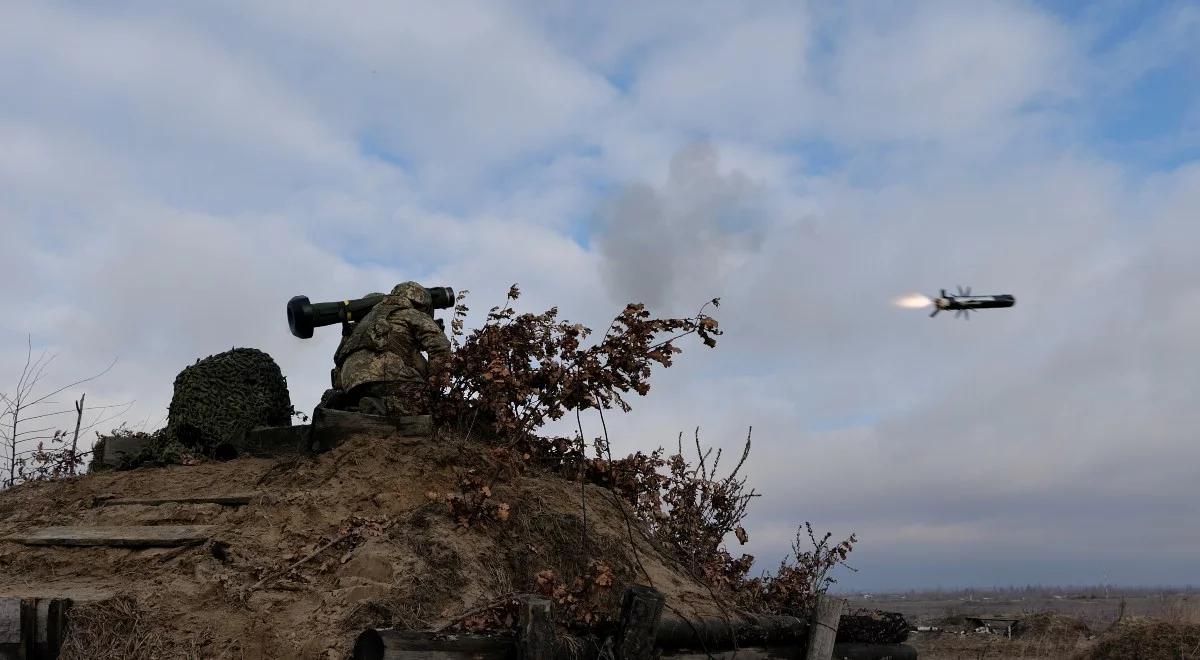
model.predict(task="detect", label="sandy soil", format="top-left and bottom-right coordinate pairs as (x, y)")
top-left (0, 431), bottom-right (721, 659)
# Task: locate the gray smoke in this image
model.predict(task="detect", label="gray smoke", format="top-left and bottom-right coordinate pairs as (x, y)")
top-left (595, 142), bottom-right (766, 309)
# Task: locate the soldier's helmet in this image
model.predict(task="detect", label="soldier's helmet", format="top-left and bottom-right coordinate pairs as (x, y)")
top-left (391, 281), bottom-right (432, 312)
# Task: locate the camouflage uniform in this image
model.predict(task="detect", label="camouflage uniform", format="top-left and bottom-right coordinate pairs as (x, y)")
top-left (331, 282), bottom-right (451, 417)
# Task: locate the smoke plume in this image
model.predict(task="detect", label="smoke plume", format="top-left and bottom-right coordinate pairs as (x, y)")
top-left (595, 142), bottom-right (767, 309)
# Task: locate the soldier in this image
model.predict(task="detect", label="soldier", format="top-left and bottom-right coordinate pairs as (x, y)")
top-left (329, 281), bottom-right (451, 417)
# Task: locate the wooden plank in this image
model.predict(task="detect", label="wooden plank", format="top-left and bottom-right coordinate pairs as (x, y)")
top-left (615, 585), bottom-right (665, 660)
top-left (311, 408), bottom-right (432, 453)
top-left (517, 596), bottom-right (553, 660)
top-left (352, 629), bottom-right (514, 660)
top-left (7, 525), bottom-right (217, 547)
top-left (95, 494), bottom-right (257, 507)
top-left (805, 595), bottom-right (844, 660)
top-left (93, 432), bottom-right (154, 470)
top-left (831, 643), bottom-right (917, 660)
top-left (230, 425), bottom-right (312, 458)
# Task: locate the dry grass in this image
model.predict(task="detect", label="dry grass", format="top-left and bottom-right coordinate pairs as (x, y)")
top-left (913, 604), bottom-right (1200, 660)
top-left (912, 610), bottom-right (1092, 659)
top-left (59, 596), bottom-right (172, 660)
top-left (1075, 618), bottom-right (1200, 660)
top-left (913, 633), bottom-right (1089, 660)
top-left (914, 634), bottom-right (1088, 659)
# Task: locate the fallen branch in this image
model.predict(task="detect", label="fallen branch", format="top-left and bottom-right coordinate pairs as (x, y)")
top-left (247, 515), bottom-right (405, 593)
top-left (247, 529), bottom-right (357, 592)
top-left (433, 593), bottom-right (520, 633)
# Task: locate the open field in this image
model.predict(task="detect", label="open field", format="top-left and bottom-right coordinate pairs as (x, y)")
top-left (841, 588), bottom-right (1200, 659)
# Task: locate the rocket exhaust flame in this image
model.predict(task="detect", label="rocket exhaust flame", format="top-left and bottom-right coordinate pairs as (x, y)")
top-left (893, 294), bottom-right (933, 309)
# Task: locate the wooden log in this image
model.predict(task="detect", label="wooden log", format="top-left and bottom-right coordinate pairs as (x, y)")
top-left (662, 648), bottom-right (804, 660)
top-left (615, 585), bottom-right (665, 660)
top-left (656, 613), bottom-right (809, 650)
top-left (517, 596), bottom-right (553, 660)
top-left (804, 595), bottom-right (844, 660)
top-left (94, 494), bottom-right (257, 507)
top-left (831, 643), bottom-right (917, 660)
top-left (311, 408), bottom-right (432, 453)
top-left (8, 525), bottom-right (217, 548)
top-left (352, 629), bottom-right (515, 660)
top-left (835, 611), bottom-right (909, 644)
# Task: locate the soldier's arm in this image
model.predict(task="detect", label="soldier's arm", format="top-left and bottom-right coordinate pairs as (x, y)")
top-left (394, 308), bottom-right (452, 374)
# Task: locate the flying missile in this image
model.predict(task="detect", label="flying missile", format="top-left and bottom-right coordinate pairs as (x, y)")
top-left (929, 286), bottom-right (1015, 319)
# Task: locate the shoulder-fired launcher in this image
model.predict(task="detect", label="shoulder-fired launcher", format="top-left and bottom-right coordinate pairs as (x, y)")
top-left (287, 287), bottom-right (454, 338)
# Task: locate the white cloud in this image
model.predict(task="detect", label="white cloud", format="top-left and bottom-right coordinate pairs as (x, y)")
top-left (819, 1), bottom-right (1079, 145)
top-left (201, 0), bottom-right (617, 196)
top-left (630, 10), bottom-right (815, 140)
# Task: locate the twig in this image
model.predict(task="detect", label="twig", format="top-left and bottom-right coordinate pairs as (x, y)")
top-left (21, 357), bottom-right (118, 411)
top-left (433, 593), bottom-right (519, 633)
top-left (576, 407), bottom-right (588, 557)
top-left (248, 529), bottom-right (357, 592)
top-left (17, 401), bottom-right (131, 424)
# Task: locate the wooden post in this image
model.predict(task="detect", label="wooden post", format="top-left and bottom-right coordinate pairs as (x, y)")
top-left (615, 586), bottom-right (665, 660)
top-left (70, 394), bottom-right (85, 475)
top-left (0, 597), bottom-right (20, 660)
top-left (804, 595), bottom-right (843, 660)
top-left (19, 600), bottom-right (35, 660)
top-left (0, 597), bottom-right (73, 659)
top-left (44, 598), bottom-right (72, 659)
top-left (517, 596), bottom-right (554, 660)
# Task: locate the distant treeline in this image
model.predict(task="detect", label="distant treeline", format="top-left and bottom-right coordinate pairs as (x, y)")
top-left (836, 585), bottom-right (1200, 600)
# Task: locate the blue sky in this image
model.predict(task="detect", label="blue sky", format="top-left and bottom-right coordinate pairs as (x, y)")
top-left (1, 0), bottom-right (1199, 590)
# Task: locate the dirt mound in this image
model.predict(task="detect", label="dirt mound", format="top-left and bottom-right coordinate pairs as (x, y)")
top-left (0, 431), bottom-right (722, 659)
top-left (1013, 611), bottom-right (1090, 640)
top-left (1076, 618), bottom-right (1200, 660)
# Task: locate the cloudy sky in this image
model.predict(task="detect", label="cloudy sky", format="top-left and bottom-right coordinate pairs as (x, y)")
top-left (2, 1), bottom-right (1198, 590)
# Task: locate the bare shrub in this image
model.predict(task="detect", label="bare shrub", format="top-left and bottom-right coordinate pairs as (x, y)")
top-left (423, 287), bottom-right (854, 626)
top-left (737, 523), bottom-right (858, 618)
top-left (436, 284), bottom-right (720, 442)
top-left (1, 338), bottom-right (127, 488)
top-left (12, 428), bottom-right (87, 482)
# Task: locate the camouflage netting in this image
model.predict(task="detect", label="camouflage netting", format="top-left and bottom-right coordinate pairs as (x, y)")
top-left (165, 347), bottom-right (293, 454)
